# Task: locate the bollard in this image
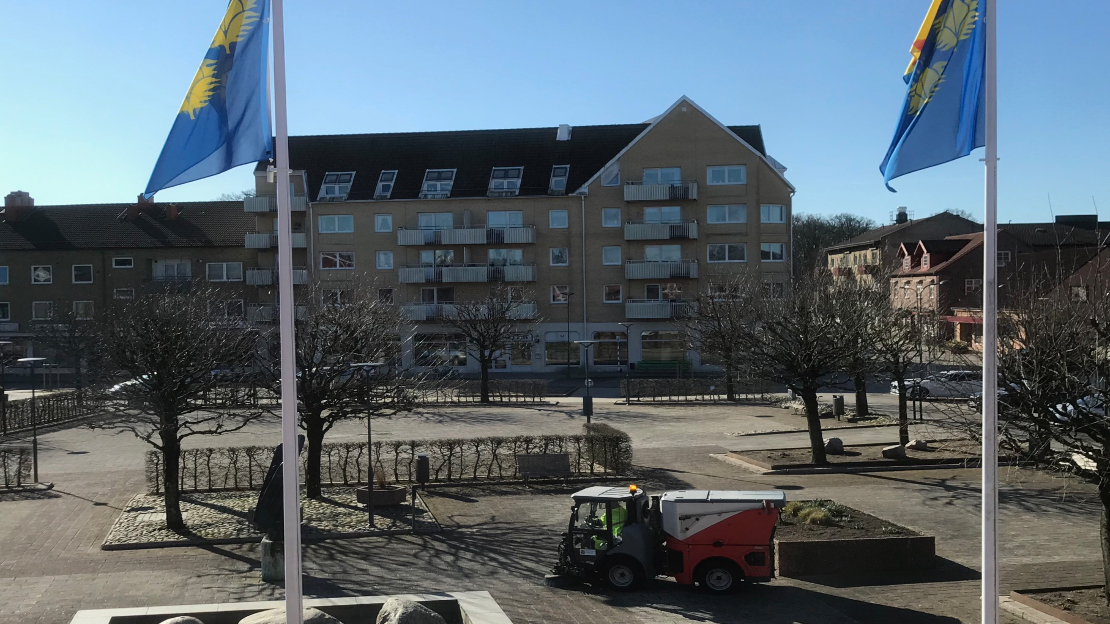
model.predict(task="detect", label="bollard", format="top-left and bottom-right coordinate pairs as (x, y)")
top-left (832, 395), bottom-right (845, 419)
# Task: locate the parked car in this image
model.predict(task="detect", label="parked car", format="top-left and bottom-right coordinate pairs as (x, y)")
top-left (903, 370), bottom-right (982, 399)
top-left (888, 377), bottom-right (927, 395)
top-left (967, 382), bottom-right (1021, 412)
top-left (1051, 395), bottom-right (1107, 423)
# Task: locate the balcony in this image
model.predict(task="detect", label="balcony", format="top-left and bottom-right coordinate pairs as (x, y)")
top-left (143, 275), bottom-right (192, 294)
top-left (625, 259), bottom-right (698, 280)
top-left (401, 301), bottom-right (537, 321)
top-left (624, 220), bottom-right (698, 241)
top-left (246, 304), bottom-right (307, 323)
top-left (243, 195), bottom-right (308, 213)
top-left (244, 232), bottom-right (307, 249)
top-left (623, 180), bottom-right (698, 202)
top-left (398, 264), bottom-right (537, 284)
top-left (625, 299), bottom-right (695, 319)
top-left (397, 226), bottom-right (536, 246)
top-left (246, 267), bottom-right (308, 286)
top-left (0, 322), bottom-right (18, 333)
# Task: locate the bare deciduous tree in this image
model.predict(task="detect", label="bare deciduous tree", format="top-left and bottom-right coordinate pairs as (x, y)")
top-left (680, 276), bottom-right (757, 401)
top-left (35, 305), bottom-right (102, 397)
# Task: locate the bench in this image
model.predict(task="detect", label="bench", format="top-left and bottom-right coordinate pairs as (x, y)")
top-left (632, 360), bottom-right (692, 377)
top-left (516, 453), bottom-right (572, 479)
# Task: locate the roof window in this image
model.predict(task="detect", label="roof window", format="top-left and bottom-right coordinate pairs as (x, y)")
top-left (374, 170), bottom-right (397, 200)
top-left (549, 165), bottom-right (569, 195)
top-left (488, 167), bottom-right (523, 197)
top-left (319, 171), bottom-right (354, 201)
top-left (420, 169), bottom-right (456, 199)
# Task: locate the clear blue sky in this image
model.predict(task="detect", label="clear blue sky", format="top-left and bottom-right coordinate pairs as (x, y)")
top-left (1, 1), bottom-right (1106, 226)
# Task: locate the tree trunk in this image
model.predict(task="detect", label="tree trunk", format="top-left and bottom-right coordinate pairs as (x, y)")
top-left (854, 372), bottom-right (868, 418)
top-left (161, 434), bottom-right (185, 531)
top-left (1101, 485), bottom-right (1110, 603)
top-left (799, 388), bottom-right (828, 465)
top-left (725, 363), bottom-right (736, 402)
top-left (480, 357), bottom-right (491, 404)
top-left (304, 415), bottom-right (326, 499)
top-left (897, 379), bottom-right (910, 446)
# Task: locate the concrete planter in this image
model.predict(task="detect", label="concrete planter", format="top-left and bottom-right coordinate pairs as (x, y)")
top-left (1004, 587), bottom-right (1105, 624)
top-left (775, 534), bottom-right (936, 577)
top-left (355, 485), bottom-right (408, 506)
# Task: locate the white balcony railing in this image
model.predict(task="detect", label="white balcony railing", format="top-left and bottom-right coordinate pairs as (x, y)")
top-left (398, 264), bottom-right (537, 284)
top-left (245, 233), bottom-right (273, 249)
top-left (624, 220), bottom-right (698, 241)
top-left (243, 195), bottom-right (308, 213)
top-left (625, 259), bottom-right (698, 280)
top-left (397, 226), bottom-right (535, 246)
top-left (245, 268), bottom-right (274, 285)
top-left (625, 299), bottom-right (696, 319)
top-left (623, 180), bottom-right (698, 202)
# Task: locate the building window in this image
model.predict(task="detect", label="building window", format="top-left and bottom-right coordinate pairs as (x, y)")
top-left (420, 287), bottom-right (455, 305)
top-left (114, 288), bottom-right (135, 300)
top-left (31, 265), bottom-right (52, 285)
top-left (602, 246), bottom-right (622, 265)
top-left (487, 249), bottom-right (523, 266)
top-left (1072, 285), bottom-right (1090, 302)
top-left (760, 204), bottom-right (785, 223)
top-left (0, 302), bottom-right (9, 320)
top-left (371, 214), bottom-right (392, 233)
top-left (642, 330), bottom-right (685, 361)
top-left (0, 266), bottom-right (6, 285)
top-left (375, 170), bottom-right (397, 199)
top-left (644, 206), bottom-right (681, 224)
top-left (319, 171), bottom-right (354, 201)
top-left (378, 288), bottom-right (395, 304)
top-left (550, 247), bottom-right (569, 266)
top-left (209, 300), bottom-right (244, 320)
top-left (551, 285), bottom-right (570, 304)
top-left (600, 162), bottom-right (620, 187)
top-left (32, 301), bottom-right (53, 321)
top-left (417, 212), bottom-right (453, 230)
top-left (319, 214), bottom-right (355, 233)
top-left (153, 259), bottom-right (191, 281)
top-left (549, 165), bottom-right (569, 194)
top-left (112, 257), bottom-right (133, 269)
top-left (71, 264), bottom-right (94, 284)
top-left (903, 256), bottom-right (911, 270)
top-left (414, 333), bottom-right (467, 367)
top-left (511, 340), bottom-right (533, 366)
top-left (642, 167), bottom-right (681, 184)
top-left (547, 210), bottom-right (569, 229)
top-left (707, 165), bottom-right (746, 185)
top-left (592, 331), bottom-right (628, 365)
top-left (997, 251), bottom-right (1011, 267)
top-left (921, 254), bottom-right (930, 269)
top-left (603, 284), bottom-right (622, 303)
top-left (320, 252), bottom-right (355, 270)
top-left (376, 251), bottom-right (394, 270)
top-left (707, 204), bottom-right (746, 224)
top-left (597, 208), bottom-right (620, 228)
top-left (760, 243), bottom-right (785, 262)
top-left (206, 262), bottom-right (243, 282)
top-left (645, 245), bottom-right (682, 262)
top-left (420, 249), bottom-right (456, 266)
top-left (708, 243), bottom-right (747, 263)
top-left (487, 211), bottom-right (524, 228)
top-left (965, 279), bottom-right (983, 293)
top-left (420, 169), bottom-right (456, 198)
top-left (763, 282), bottom-right (785, 299)
top-left (488, 167), bottom-right (523, 196)
top-left (322, 290), bottom-right (348, 306)
top-left (544, 331), bottom-right (580, 365)
top-left (73, 301), bottom-right (95, 320)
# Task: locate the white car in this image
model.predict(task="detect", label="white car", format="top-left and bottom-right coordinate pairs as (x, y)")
top-left (905, 370), bottom-right (983, 399)
top-left (1052, 395), bottom-right (1107, 423)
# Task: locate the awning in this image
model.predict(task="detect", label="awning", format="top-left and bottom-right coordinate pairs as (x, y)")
top-left (941, 315), bottom-right (984, 324)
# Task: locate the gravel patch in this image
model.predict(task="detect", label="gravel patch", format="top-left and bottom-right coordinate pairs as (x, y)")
top-left (103, 487), bottom-right (438, 548)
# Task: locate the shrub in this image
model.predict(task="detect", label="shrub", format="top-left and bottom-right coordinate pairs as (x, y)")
top-left (783, 501), bottom-right (808, 517)
top-left (797, 507), bottom-right (832, 526)
top-left (583, 423), bottom-right (633, 473)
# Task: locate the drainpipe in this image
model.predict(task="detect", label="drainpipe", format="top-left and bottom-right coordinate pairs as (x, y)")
top-left (580, 192), bottom-right (588, 344)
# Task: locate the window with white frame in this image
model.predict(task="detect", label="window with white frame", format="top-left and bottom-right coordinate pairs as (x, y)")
top-left (487, 211), bottom-right (524, 228)
top-left (0, 266), bottom-right (7, 284)
top-left (374, 170), bottom-right (397, 199)
top-left (421, 249), bottom-right (456, 265)
top-left (375, 214), bottom-right (392, 232)
top-left (376, 251), bottom-right (394, 270)
top-left (708, 243), bottom-right (747, 263)
top-left (73, 301), bottom-right (94, 320)
top-left (644, 245), bottom-right (682, 262)
top-left (642, 167), bottom-right (681, 185)
top-left (0, 302), bottom-right (8, 320)
top-left (153, 259), bottom-right (191, 281)
top-left (32, 301), bottom-right (52, 320)
top-left (966, 279), bottom-right (983, 293)
top-left (903, 256), bottom-right (912, 270)
top-left (997, 250), bottom-right (1011, 266)
top-left (549, 210), bottom-right (568, 229)
top-left (602, 208), bottom-right (621, 228)
top-left (114, 288), bottom-right (135, 300)
top-left (760, 243), bottom-right (785, 262)
top-left (600, 162), bottom-right (620, 187)
top-left (550, 247), bottom-right (569, 266)
top-left (549, 165), bottom-right (569, 194)
top-left (707, 204), bottom-right (746, 224)
top-left (420, 169), bottom-right (456, 198)
top-left (602, 246), bottom-right (622, 265)
top-left (320, 252), bottom-right (355, 270)
top-left (707, 165), bottom-right (747, 185)
top-left (644, 206), bottom-right (681, 223)
top-left (922, 254), bottom-right (930, 269)
top-left (206, 262), bottom-right (243, 282)
top-left (319, 171), bottom-right (354, 201)
top-left (488, 167), bottom-right (523, 196)
top-left (71, 264), bottom-right (94, 284)
top-left (488, 249), bottom-right (523, 265)
top-left (112, 257), bottom-right (133, 269)
top-left (760, 204), bottom-right (786, 223)
top-left (319, 214), bottom-right (354, 233)
top-left (603, 284), bottom-right (622, 303)
top-left (417, 212), bottom-right (453, 230)
top-left (551, 285), bottom-right (570, 304)
top-left (31, 265), bottom-right (52, 285)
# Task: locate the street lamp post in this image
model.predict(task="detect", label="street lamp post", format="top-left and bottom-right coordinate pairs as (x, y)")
top-left (574, 340), bottom-right (597, 423)
top-left (0, 341), bottom-right (11, 437)
top-left (916, 285), bottom-right (924, 422)
top-left (353, 363), bottom-right (376, 529)
top-left (17, 357), bottom-right (47, 483)
top-left (565, 291), bottom-right (575, 379)
top-left (618, 323), bottom-right (634, 404)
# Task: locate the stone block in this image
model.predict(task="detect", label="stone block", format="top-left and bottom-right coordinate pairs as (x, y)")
top-left (906, 439), bottom-right (929, 451)
top-left (159, 618), bottom-right (206, 624)
top-left (260, 537), bottom-right (283, 583)
top-left (376, 598), bottom-right (447, 624)
top-left (882, 444), bottom-right (907, 460)
top-left (240, 607), bottom-right (342, 624)
top-left (823, 438), bottom-right (844, 455)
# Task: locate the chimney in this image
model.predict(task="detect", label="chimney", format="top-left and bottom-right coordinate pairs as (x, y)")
top-left (162, 204), bottom-right (179, 220)
top-left (895, 206), bottom-right (909, 224)
top-left (556, 124), bottom-right (572, 141)
top-left (1, 190), bottom-right (34, 222)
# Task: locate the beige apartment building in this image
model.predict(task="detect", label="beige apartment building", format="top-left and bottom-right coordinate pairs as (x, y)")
top-left (244, 96), bottom-right (795, 374)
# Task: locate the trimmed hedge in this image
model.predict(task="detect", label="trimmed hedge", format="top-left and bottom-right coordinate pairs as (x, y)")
top-left (621, 377), bottom-right (771, 402)
top-left (1, 391), bottom-right (102, 435)
top-left (1, 447), bottom-right (32, 488)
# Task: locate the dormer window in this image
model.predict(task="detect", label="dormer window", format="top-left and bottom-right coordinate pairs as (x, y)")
top-left (488, 167), bottom-right (523, 197)
top-left (902, 256), bottom-right (911, 270)
top-left (549, 165), bottom-right (569, 195)
top-left (420, 169), bottom-right (456, 198)
top-left (318, 171), bottom-right (354, 201)
top-left (921, 254), bottom-right (930, 269)
top-left (374, 170), bottom-right (397, 199)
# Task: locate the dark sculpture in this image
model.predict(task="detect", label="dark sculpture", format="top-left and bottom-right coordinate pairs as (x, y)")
top-left (252, 435), bottom-right (305, 541)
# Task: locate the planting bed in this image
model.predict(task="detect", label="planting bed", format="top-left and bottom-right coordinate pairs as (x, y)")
top-left (1011, 587), bottom-right (1109, 624)
top-left (735, 439), bottom-right (984, 471)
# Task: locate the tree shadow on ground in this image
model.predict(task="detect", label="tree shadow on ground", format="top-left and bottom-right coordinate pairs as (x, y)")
top-left (796, 558), bottom-right (980, 588)
top-left (0, 487), bottom-right (61, 502)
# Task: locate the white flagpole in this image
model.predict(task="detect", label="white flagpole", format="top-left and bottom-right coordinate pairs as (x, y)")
top-left (271, 0), bottom-right (304, 622)
top-left (981, 0), bottom-right (999, 622)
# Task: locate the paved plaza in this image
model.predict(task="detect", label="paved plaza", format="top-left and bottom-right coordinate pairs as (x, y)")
top-left (0, 396), bottom-right (1100, 624)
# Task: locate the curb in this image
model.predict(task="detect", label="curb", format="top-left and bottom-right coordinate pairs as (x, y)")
top-left (731, 422), bottom-right (902, 437)
top-left (712, 453), bottom-right (995, 476)
top-left (0, 482), bottom-right (55, 494)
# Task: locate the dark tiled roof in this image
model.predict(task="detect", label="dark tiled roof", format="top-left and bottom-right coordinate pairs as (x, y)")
top-left (1000, 223), bottom-right (1109, 247)
top-left (0, 202), bottom-right (250, 251)
top-left (263, 123), bottom-right (766, 201)
top-left (920, 239), bottom-right (971, 254)
top-left (827, 211), bottom-right (979, 251)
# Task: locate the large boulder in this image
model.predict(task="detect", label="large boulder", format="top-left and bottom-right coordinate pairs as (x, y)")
top-left (376, 598), bottom-right (447, 624)
top-left (881, 444), bottom-right (908, 460)
top-left (240, 607), bottom-right (342, 624)
top-left (823, 437), bottom-right (844, 455)
top-left (906, 439), bottom-right (930, 451)
top-left (159, 618), bottom-right (206, 624)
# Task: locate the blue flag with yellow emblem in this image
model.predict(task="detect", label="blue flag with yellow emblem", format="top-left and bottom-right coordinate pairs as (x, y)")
top-left (145, 0), bottom-right (272, 198)
top-left (880, 0), bottom-right (986, 191)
